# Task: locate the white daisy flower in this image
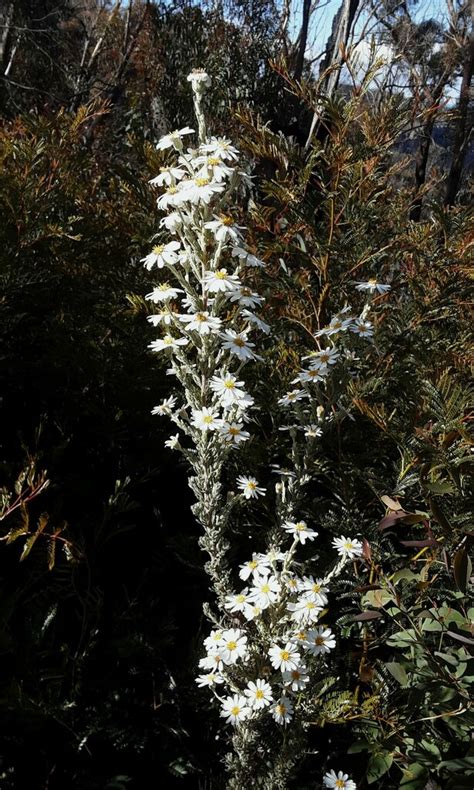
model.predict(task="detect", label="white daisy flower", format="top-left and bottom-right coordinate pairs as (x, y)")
top-left (220, 694), bottom-right (251, 726)
top-left (271, 696), bottom-right (293, 725)
top-left (179, 311), bottom-right (222, 335)
top-left (210, 373), bottom-right (247, 407)
top-left (204, 629), bottom-right (224, 651)
top-left (147, 309), bottom-right (177, 327)
top-left (244, 679), bottom-right (273, 710)
top-left (149, 166), bottom-right (186, 187)
top-left (284, 574), bottom-right (300, 594)
top-left (141, 241), bottom-right (181, 270)
top-left (228, 286), bottom-right (264, 308)
top-left (148, 334), bottom-right (188, 352)
top-left (160, 211), bottom-right (187, 234)
top-left (303, 347), bottom-right (339, 368)
top-left (195, 672), bottom-right (224, 688)
top-left (199, 651), bottom-right (225, 672)
top-left (156, 126), bottom-right (195, 151)
top-left (239, 553), bottom-right (271, 581)
top-left (282, 664), bottom-right (310, 692)
top-left (204, 268), bottom-right (241, 293)
top-left (323, 769), bottom-right (357, 789)
top-left (217, 421), bottom-right (250, 444)
top-left (164, 433), bottom-right (180, 450)
top-left (220, 330), bottom-right (258, 361)
top-left (151, 396), bottom-right (177, 416)
top-left (231, 246), bottom-right (265, 268)
top-left (263, 548), bottom-right (286, 564)
top-left (268, 643), bottom-right (300, 672)
top-left (355, 278), bottom-right (390, 294)
top-left (303, 626), bottom-right (336, 656)
top-left (157, 186), bottom-right (184, 210)
top-left (304, 424), bottom-right (323, 438)
top-left (145, 284), bottom-right (183, 303)
top-left (294, 367), bottom-right (327, 384)
top-left (220, 628), bottom-right (248, 664)
top-left (191, 407), bottom-right (221, 432)
top-left (297, 576), bottom-right (328, 606)
top-left (195, 157), bottom-right (234, 182)
top-left (287, 596), bottom-right (322, 624)
top-left (224, 588), bottom-right (251, 614)
top-left (282, 520), bottom-right (318, 545)
top-left (332, 536), bottom-right (363, 559)
top-left (201, 137), bottom-right (239, 161)
top-left (204, 215), bottom-right (243, 242)
top-left (292, 629), bottom-right (309, 647)
top-left (236, 475), bottom-right (266, 499)
top-left (278, 390), bottom-right (308, 407)
top-left (315, 316), bottom-right (353, 337)
top-left (248, 573), bottom-right (281, 609)
top-left (240, 308), bottom-right (271, 334)
top-left (180, 177), bottom-right (225, 205)
top-left (350, 319), bottom-right (374, 337)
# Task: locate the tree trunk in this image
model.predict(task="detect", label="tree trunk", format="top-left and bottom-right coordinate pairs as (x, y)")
top-left (293, 0), bottom-right (311, 81)
top-left (305, 0), bottom-right (360, 148)
top-left (409, 76), bottom-right (449, 221)
top-left (444, 34), bottom-right (474, 207)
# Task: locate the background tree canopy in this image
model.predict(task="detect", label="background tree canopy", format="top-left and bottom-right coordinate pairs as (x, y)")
top-left (0, 1), bottom-right (472, 788)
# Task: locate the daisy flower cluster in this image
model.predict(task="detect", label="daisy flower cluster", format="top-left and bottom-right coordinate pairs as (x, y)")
top-left (143, 70), bottom-right (270, 603)
top-left (142, 72), bottom-right (371, 785)
top-left (277, 301), bottom-right (379, 420)
top-left (196, 529), bottom-right (363, 729)
top-left (145, 79), bottom-right (267, 452)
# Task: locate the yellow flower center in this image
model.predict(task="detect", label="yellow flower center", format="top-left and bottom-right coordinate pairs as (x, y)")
top-left (276, 705), bottom-right (285, 715)
top-left (195, 177), bottom-right (210, 187)
top-left (344, 542), bottom-right (353, 550)
top-left (296, 523), bottom-right (305, 531)
top-left (231, 706), bottom-right (240, 716)
top-left (203, 415), bottom-right (214, 424)
top-left (224, 380), bottom-right (235, 389)
top-left (152, 245), bottom-right (164, 255)
top-left (255, 689), bottom-right (264, 699)
top-left (296, 631), bottom-right (307, 641)
top-left (208, 157), bottom-right (221, 166)
top-left (158, 282), bottom-right (171, 290)
top-left (215, 269), bottom-right (227, 279)
top-left (247, 482), bottom-right (256, 490)
top-left (368, 278), bottom-right (377, 285)
top-left (280, 650), bottom-right (290, 661)
top-left (305, 601), bottom-right (316, 610)
top-left (196, 312), bottom-right (207, 322)
top-left (227, 641), bottom-right (237, 651)
top-left (167, 186), bottom-right (178, 194)
top-left (237, 594), bottom-right (246, 603)
top-left (336, 781), bottom-right (345, 789)
top-left (163, 336), bottom-right (173, 345)
top-left (219, 214), bottom-right (233, 225)
top-left (249, 560), bottom-right (258, 569)
top-left (261, 583), bottom-right (270, 593)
